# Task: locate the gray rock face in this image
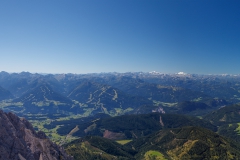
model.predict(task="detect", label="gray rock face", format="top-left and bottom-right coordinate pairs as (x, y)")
top-left (0, 110), bottom-right (73, 160)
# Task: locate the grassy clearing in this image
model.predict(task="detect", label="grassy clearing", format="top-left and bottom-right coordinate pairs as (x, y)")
top-left (55, 114), bottom-right (83, 121)
top-left (192, 97), bottom-right (203, 102)
top-left (144, 150), bottom-right (167, 160)
top-left (110, 107), bottom-right (134, 116)
top-left (116, 139), bottom-right (132, 145)
top-left (83, 108), bottom-right (95, 117)
top-left (0, 101), bottom-right (23, 108)
top-left (113, 108), bottom-right (124, 116)
top-left (234, 123), bottom-right (240, 135)
top-left (29, 115), bottom-right (80, 145)
top-left (153, 100), bottom-right (177, 107)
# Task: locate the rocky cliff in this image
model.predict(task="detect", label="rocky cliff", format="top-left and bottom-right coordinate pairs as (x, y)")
top-left (0, 110), bottom-right (73, 160)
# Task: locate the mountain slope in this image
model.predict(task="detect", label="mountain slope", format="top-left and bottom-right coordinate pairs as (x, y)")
top-left (15, 83), bottom-right (72, 104)
top-left (0, 72), bottom-right (42, 97)
top-left (129, 126), bottom-right (240, 160)
top-left (204, 104), bottom-right (240, 125)
top-left (0, 86), bottom-right (14, 101)
top-left (68, 81), bottom-right (151, 115)
top-left (64, 126), bottom-right (240, 160)
top-left (54, 113), bottom-right (216, 139)
top-left (0, 110), bottom-right (72, 160)
top-left (204, 104), bottom-right (240, 143)
top-left (13, 83), bottom-right (74, 114)
top-left (64, 136), bottom-right (136, 160)
top-left (92, 76), bottom-right (211, 103)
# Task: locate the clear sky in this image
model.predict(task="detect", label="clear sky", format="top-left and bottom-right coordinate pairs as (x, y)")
top-left (0, 0), bottom-right (240, 74)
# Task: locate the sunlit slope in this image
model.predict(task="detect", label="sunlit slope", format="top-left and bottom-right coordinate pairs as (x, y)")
top-left (64, 136), bottom-right (136, 160)
top-left (205, 104), bottom-right (240, 143)
top-left (129, 126), bottom-right (240, 160)
top-left (205, 104), bottom-right (240, 125)
top-left (64, 126), bottom-right (240, 160)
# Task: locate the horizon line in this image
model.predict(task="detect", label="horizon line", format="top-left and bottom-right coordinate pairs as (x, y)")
top-left (0, 71), bottom-right (239, 76)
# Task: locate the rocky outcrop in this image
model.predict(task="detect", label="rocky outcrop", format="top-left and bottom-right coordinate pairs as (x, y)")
top-left (0, 110), bottom-right (73, 160)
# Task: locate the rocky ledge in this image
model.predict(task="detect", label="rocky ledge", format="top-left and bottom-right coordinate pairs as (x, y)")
top-left (0, 110), bottom-right (73, 160)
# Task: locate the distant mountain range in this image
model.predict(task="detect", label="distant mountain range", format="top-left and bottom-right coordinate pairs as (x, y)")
top-left (0, 71), bottom-right (239, 116)
top-left (2, 71), bottom-right (240, 159)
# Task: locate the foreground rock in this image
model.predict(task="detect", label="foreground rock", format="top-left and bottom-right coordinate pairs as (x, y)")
top-left (0, 110), bottom-right (72, 160)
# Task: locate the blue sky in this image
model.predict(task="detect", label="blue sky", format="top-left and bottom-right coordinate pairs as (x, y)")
top-left (0, 0), bottom-right (240, 74)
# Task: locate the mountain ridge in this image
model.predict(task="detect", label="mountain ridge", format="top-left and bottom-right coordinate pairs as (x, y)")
top-left (0, 110), bottom-right (72, 160)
